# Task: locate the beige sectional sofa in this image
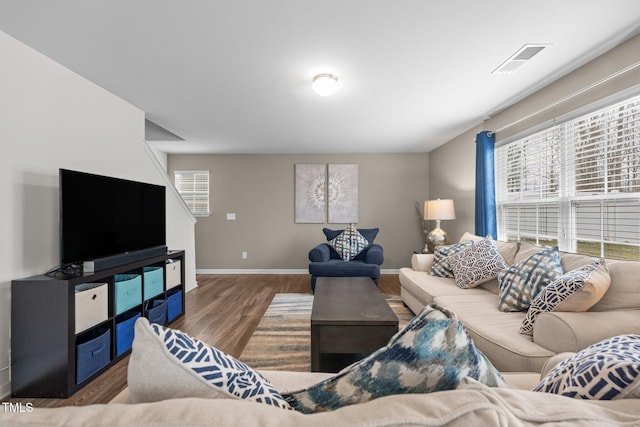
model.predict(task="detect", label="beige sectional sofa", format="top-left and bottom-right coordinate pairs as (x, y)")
top-left (400, 232), bottom-right (640, 373)
top-left (3, 363), bottom-right (640, 426)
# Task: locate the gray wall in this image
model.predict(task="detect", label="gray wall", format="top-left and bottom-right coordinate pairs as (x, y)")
top-left (428, 124), bottom-right (483, 243)
top-left (429, 33), bottom-right (640, 240)
top-left (168, 153), bottom-right (429, 270)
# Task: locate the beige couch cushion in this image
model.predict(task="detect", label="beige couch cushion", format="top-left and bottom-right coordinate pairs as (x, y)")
top-left (514, 242), bottom-right (545, 264)
top-left (592, 258), bottom-right (640, 311)
top-left (399, 267), bottom-right (489, 306)
top-left (560, 252), bottom-right (596, 271)
top-left (6, 379), bottom-right (640, 427)
top-left (533, 310), bottom-right (640, 353)
top-left (433, 294), bottom-right (554, 373)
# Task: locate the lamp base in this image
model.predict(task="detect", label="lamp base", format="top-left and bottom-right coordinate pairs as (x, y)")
top-left (426, 228), bottom-right (449, 253)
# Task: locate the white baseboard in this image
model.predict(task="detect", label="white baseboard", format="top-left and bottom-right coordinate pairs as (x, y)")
top-left (197, 269), bottom-right (308, 274)
top-left (197, 269), bottom-right (400, 275)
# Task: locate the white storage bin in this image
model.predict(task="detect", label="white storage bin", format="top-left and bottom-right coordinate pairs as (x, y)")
top-left (166, 260), bottom-right (181, 290)
top-left (75, 283), bottom-right (108, 334)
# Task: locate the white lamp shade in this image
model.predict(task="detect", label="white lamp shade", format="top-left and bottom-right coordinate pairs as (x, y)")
top-left (312, 73), bottom-right (338, 96)
top-left (425, 199), bottom-right (456, 221)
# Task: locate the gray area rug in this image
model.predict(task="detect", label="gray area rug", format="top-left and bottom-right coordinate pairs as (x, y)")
top-left (239, 293), bottom-right (414, 372)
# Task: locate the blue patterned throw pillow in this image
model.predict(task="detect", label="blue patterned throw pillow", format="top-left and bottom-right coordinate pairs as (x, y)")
top-left (282, 305), bottom-right (505, 413)
top-left (520, 259), bottom-right (609, 335)
top-left (329, 223), bottom-right (369, 261)
top-left (127, 318), bottom-right (291, 409)
top-left (447, 236), bottom-right (508, 289)
top-left (533, 335), bottom-right (640, 400)
top-left (429, 241), bottom-right (473, 278)
top-left (497, 247), bottom-right (563, 312)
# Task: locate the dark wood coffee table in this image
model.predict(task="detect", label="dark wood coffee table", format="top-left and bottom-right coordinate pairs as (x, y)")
top-left (311, 277), bottom-right (399, 372)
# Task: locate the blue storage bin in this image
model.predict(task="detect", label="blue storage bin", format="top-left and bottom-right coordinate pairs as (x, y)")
top-left (167, 288), bottom-right (183, 322)
top-left (115, 310), bottom-right (141, 356)
top-left (115, 274), bottom-right (142, 315)
top-left (143, 266), bottom-right (164, 300)
top-left (145, 299), bottom-right (167, 326)
top-left (76, 327), bottom-right (111, 384)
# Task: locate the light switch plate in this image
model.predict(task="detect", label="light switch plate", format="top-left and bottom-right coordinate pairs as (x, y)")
top-left (226, 213), bottom-right (236, 220)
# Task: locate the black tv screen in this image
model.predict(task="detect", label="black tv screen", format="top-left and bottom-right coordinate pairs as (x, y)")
top-left (59, 169), bottom-right (166, 266)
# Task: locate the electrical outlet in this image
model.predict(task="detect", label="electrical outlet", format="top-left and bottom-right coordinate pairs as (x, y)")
top-left (242, 251), bottom-right (248, 259)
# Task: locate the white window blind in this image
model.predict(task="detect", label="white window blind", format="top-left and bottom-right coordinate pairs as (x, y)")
top-left (174, 170), bottom-right (210, 217)
top-left (496, 94), bottom-right (640, 260)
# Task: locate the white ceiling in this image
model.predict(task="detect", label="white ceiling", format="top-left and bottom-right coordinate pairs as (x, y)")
top-left (1, 1), bottom-right (639, 154)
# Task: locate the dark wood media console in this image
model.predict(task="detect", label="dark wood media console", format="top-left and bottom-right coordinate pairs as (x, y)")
top-left (11, 250), bottom-right (185, 398)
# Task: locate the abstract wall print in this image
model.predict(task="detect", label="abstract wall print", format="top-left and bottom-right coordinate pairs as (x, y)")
top-left (295, 164), bottom-right (326, 223)
top-left (328, 164), bottom-right (358, 223)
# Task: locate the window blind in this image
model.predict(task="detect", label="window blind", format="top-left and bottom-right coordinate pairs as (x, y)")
top-left (174, 170), bottom-right (210, 216)
top-left (496, 94), bottom-right (640, 260)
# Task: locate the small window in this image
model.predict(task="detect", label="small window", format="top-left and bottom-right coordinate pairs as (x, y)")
top-left (174, 170), bottom-right (210, 217)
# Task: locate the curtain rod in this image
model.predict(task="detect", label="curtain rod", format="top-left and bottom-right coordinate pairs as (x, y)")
top-left (493, 60), bottom-right (640, 134)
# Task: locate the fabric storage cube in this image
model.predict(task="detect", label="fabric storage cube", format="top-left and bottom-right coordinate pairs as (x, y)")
top-left (145, 299), bottom-right (167, 326)
top-left (167, 288), bottom-right (183, 322)
top-left (76, 327), bottom-right (111, 384)
top-left (143, 266), bottom-right (164, 300)
top-left (115, 274), bottom-right (142, 315)
top-left (115, 310), bottom-right (141, 356)
top-left (166, 260), bottom-right (181, 290)
top-left (75, 282), bottom-right (108, 334)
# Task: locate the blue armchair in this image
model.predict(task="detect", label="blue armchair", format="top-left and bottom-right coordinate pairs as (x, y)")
top-left (308, 227), bottom-right (384, 292)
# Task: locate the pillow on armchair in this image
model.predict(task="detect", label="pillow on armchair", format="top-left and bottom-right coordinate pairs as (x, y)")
top-left (323, 226), bottom-right (379, 245)
top-left (323, 226), bottom-right (379, 261)
top-left (327, 224), bottom-right (369, 261)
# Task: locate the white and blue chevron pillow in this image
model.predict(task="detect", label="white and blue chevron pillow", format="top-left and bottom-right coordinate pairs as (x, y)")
top-left (533, 334), bottom-right (640, 400)
top-left (127, 317), bottom-right (291, 409)
top-left (282, 304), bottom-right (506, 413)
top-left (520, 259), bottom-right (609, 335)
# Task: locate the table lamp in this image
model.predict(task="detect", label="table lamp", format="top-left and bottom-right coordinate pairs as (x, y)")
top-left (424, 199), bottom-right (456, 253)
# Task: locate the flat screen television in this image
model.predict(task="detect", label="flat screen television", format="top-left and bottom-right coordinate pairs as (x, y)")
top-left (59, 168), bottom-right (166, 267)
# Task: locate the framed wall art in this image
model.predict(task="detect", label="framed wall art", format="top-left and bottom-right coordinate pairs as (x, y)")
top-left (294, 163), bottom-right (326, 223)
top-left (328, 163), bottom-right (358, 224)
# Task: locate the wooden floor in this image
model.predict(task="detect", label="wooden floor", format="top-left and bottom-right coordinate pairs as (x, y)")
top-left (7, 274), bottom-right (401, 408)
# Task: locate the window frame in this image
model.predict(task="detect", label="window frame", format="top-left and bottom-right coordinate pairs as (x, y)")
top-left (495, 93), bottom-right (640, 261)
top-left (173, 170), bottom-right (210, 217)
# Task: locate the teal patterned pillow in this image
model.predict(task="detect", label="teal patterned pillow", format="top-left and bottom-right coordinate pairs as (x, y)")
top-left (497, 247), bottom-right (563, 312)
top-left (429, 241), bottom-right (473, 278)
top-left (533, 334), bottom-right (640, 399)
top-left (283, 305), bottom-right (506, 413)
top-left (329, 224), bottom-right (369, 261)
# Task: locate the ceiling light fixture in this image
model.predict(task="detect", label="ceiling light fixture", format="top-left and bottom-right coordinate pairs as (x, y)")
top-left (312, 73), bottom-right (339, 96)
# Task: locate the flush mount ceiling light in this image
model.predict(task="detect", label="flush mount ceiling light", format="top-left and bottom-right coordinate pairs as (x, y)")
top-left (312, 73), bottom-right (339, 96)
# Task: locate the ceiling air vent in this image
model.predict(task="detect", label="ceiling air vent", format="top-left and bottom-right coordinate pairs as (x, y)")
top-left (492, 44), bottom-right (549, 74)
